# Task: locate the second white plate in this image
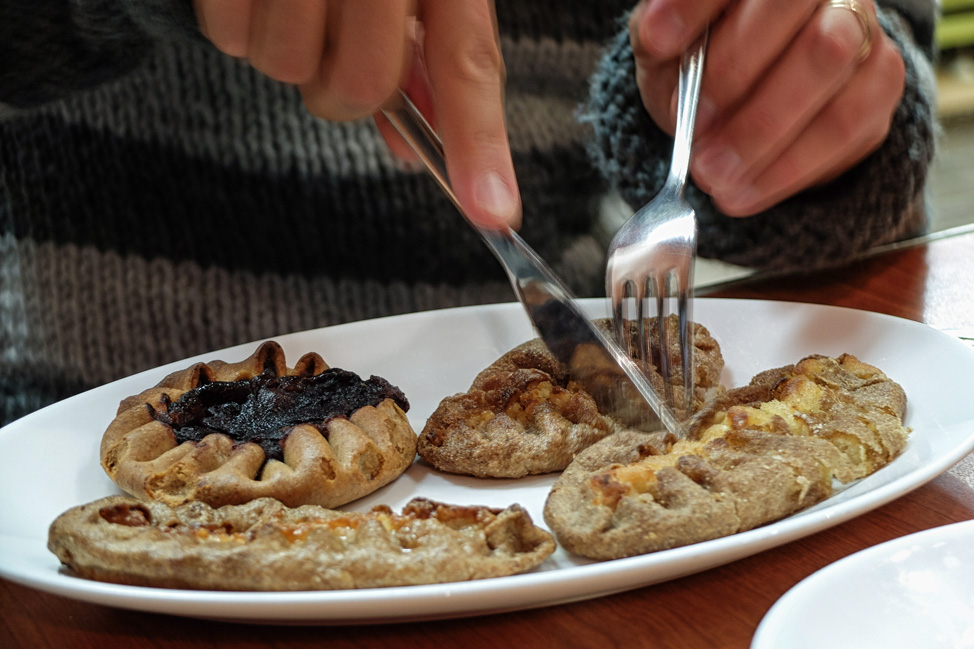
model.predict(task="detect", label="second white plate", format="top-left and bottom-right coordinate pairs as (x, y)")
top-left (752, 519), bottom-right (974, 649)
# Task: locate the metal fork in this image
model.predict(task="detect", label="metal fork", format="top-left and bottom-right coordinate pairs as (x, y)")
top-left (606, 31), bottom-right (708, 422)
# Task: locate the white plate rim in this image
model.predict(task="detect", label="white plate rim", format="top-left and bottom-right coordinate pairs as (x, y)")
top-left (2, 297), bottom-right (973, 624)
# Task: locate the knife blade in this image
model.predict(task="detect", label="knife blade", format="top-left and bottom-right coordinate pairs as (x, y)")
top-left (381, 91), bottom-right (681, 434)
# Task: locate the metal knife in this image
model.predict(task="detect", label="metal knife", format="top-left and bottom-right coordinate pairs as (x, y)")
top-left (381, 91), bottom-right (681, 434)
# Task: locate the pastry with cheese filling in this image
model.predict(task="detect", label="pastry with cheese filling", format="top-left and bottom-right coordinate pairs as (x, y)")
top-left (48, 495), bottom-right (555, 590)
top-left (543, 354), bottom-right (909, 559)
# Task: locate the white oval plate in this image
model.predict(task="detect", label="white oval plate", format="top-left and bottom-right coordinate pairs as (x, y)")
top-left (752, 519), bottom-right (974, 649)
top-left (2, 298), bottom-right (973, 624)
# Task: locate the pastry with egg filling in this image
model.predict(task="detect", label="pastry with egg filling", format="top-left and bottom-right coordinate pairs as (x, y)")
top-left (48, 495), bottom-right (555, 590)
top-left (100, 341), bottom-right (417, 509)
top-left (543, 354), bottom-right (909, 560)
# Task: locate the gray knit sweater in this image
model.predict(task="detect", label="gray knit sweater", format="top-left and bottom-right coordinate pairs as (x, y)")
top-left (0, 1), bottom-right (938, 425)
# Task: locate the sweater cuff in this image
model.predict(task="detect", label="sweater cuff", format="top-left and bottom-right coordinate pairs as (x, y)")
top-left (876, 0), bottom-right (939, 57)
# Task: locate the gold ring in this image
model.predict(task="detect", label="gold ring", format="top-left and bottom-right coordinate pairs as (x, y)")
top-left (828, 0), bottom-right (873, 62)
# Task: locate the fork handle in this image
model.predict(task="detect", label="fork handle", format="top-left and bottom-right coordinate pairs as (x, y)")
top-left (667, 30), bottom-right (708, 194)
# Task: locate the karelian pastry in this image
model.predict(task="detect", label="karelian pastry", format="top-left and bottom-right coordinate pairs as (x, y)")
top-left (418, 317), bottom-right (724, 478)
top-left (48, 495), bottom-right (555, 590)
top-left (101, 341), bottom-right (417, 509)
top-left (544, 354), bottom-right (909, 560)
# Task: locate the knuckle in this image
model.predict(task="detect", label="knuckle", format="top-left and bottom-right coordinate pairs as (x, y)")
top-left (861, 102), bottom-right (895, 150)
top-left (864, 126), bottom-right (888, 153)
top-left (823, 47), bottom-right (903, 149)
top-left (879, 39), bottom-right (906, 90)
top-left (471, 126), bottom-right (506, 151)
top-left (324, 66), bottom-right (399, 118)
top-left (809, 18), bottom-right (860, 69)
top-left (447, 37), bottom-right (505, 87)
top-left (824, 99), bottom-right (887, 156)
top-left (703, 55), bottom-right (750, 106)
top-left (253, 53), bottom-right (318, 86)
top-left (741, 105), bottom-right (788, 142)
top-left (769, 156), bottom-right (803, 191)
top-left (827, 102), bottom-right (863, 144)
top-left (211, 34), bottom-right (248, 59)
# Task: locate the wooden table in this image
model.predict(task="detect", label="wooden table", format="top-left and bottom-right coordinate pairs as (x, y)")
top-left (4, 227), bottom-right (974, 649)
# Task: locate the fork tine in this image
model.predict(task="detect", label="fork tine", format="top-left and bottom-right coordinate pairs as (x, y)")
top-left (645, 273), bottom-right (675, 412)
top-left (675, 268), bottom-right (695, 414)
top-left (613, 280), bottom-right (634, 361)
top-left (613, 269), bottom-right (692, 417)
top-left (636, 276), bottom-right (651, 366)
top-left (647, 266), bottom-right (695, 418)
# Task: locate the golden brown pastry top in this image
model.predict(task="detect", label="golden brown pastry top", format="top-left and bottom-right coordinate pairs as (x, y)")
top-left (418, 317), bottom-right (725, 478)
top-left (101, 341), bottom-right (418, 509)
top-left (48, 495), bottom-right (556, 590)
top-left (543, 353), bottom-right (910, 560)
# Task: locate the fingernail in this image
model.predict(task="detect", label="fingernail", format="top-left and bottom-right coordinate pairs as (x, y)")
top-left (694, 145), bottom-right (742, 187)
top-left (643, 1), bottom-right (686, 56)
top-left (474, 171), bottom-right (520, 226)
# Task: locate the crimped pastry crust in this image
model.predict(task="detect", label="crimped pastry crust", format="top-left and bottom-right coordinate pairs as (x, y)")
top-left (543, 354), bottom-right (909, 560)
top-left (100, 341), bottom-right (418, 509)
top-left (418, 317), bottom-right (724, 478)
top-left (48, 495), bottom-right (555, 590)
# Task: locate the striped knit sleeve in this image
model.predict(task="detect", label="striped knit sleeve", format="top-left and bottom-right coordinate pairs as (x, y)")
top-left (0, 0), bottom-right (200, 109)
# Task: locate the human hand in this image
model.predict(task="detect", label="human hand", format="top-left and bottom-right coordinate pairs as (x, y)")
top-left (629, 0), bottom-right (905, 216)
top-left (194, 0), bottom-right (521, 229)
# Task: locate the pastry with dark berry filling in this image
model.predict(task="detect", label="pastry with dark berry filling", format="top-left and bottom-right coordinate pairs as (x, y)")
top-left (100, 341), bottom-right (417, 508)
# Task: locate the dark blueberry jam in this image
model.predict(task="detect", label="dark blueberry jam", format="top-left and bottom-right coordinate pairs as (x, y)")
top-left (150, 368), bottom-right (408, 463)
